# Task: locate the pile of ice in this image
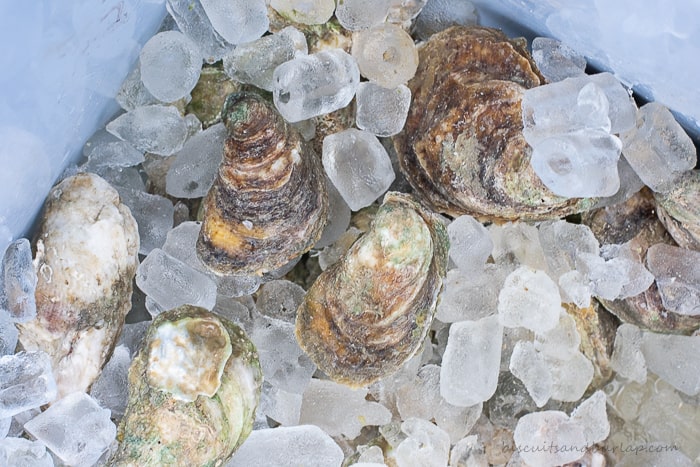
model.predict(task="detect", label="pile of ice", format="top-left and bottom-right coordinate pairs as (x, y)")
top-left (2, 0), bottom-right (700, 466)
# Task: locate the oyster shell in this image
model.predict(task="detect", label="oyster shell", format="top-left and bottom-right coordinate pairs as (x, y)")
top-left (110, 305), bottom-right (262, 466)
top-left (295, 192), bottom-right (449, 387)
top-left (582, 189), bottom-right (700, 334)
top-left (196, 92), bottom-right (328, 276)
top-left (393, 26), bottom-right (596, 222)
top-left (18, 173), bottom-right (139, 398)
top-left (654, 170), bottom-right (700, 251)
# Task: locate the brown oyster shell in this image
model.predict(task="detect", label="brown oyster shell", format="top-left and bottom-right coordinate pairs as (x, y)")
top-left (18, 173), bottom-right (139, 398)
top-left (393, 26), bottom-right (596, 222)
top-left (582, 188), bottom-right (700, 334)
top-left (197, 92), bottom-right (328, 276)
top-left (654, 169), bottom-right (700, 251)
top-left (295, 192), bottom-right (449, 387)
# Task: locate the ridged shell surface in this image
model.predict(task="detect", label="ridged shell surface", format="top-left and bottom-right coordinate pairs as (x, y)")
top-left (393, 26), bottom-right (596, 222)
top-left (197, 92), bottom-right (328, 276)
top-left (295, 192), bottom-right (449, 387)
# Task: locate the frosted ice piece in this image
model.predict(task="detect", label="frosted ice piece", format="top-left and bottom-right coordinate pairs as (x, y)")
top-left (98, 167), bottom-right (146, 194)
top-left (413, 0), bottom-right (477, 40)
top-left (0, 351), bottom-right (57, 419)
top-left (616, 447), bottom-right (694, 467)
top-left (335, 0), bottom-right (391, 30)
top-left (578, 250), bottom-right (654, 301)
top-left (534, 311), bottom-right (581, 358)
top-left (116, 321), bottom-right (149, 357)
top-left (509, 340), bottom-right (552, 407)
top-left (351, 23), bottom-right (418, 89)
top-left (447, 215), bottom-right (493, 275)
top-left (532, 37), bottom-right (587, 83)
top-left (646, 243), bottom-right (700, 316)
top-left (166, 0), bottom-right (233, 64)
top-left (396, 364), bottom-right (482, 444)
top-left (322, 129), bottom-right (395, 211)
top-left (558, 270), bottom-right (592, 308)
top-left (641, 332), bottom-right (700, 395)
top-left (394, 418), bottom-right (450, 467)
top-left (314, 177), bottom-right (351, 249)
top-left (546, 350), bottom-right (594, 402)
top-left (256, 280), bottom-right (305, 324)
top-left (489, 222), bottom-right (547, 271)
top-left (356, 445), bottom-right (385, 464)
top-left (0, 437), bottom-right (53, 467)
top-left (487, 371), bottom-right (538, 430)
top-left (497, 266), bottom-right (563, 333)
top-left (89, 345), bottom-right (131, 420)
top-left (136, 248), bottom-right (217, 311)
top-left (621, 102), bottom-right (697, 193)
top-left (166, 123), bottom-right (226, 198)
top-left (570, 390), bottom-right (610, 446)
top-left (212, 295), bottom-right (255, 334)
top-left (355, 82), bottom-right (411, 137)
top-left (257, 382), bottom-right (302, 427)
top-left (199, 0), bottom-right (268, 45)
top-left (299, 379), bottom-right (391, 438)
top-left (249, 315), bottom-right (316, 394)
top-left (270, 0), bottom-right (336, 25)
top-left (215, 273), bottom-right (261, 298)
top-left (449, 435), bottom-right (488, 467)
top-left (115, 66), bottom-right (160, 111)
top-left (436, 266), bottom-right (506, 323)
top-left (513, 411), bottom-right (587, 466)
top-left (610, 323), bottom-right (647, 383)
top-left (0, 238), bottom-right (36, 322)
top-left (82, 130), bottom-right (144, 171)
top-left (530, 129), bottom-right (622, 198)
top-left (23, 392), bottom-right (115, 467)
top-left (273, 49), bottom-right (360, 123)
top-left (591, 156), bottom-right (645, 209)
top-left (224, 27), bottom-right (307, 92)
top-left (106, 105), bottom-right (188, 156)
top-left (118, 188), bottom-right (174, 255)
top-left (538, 220), bottom-right (599, 282)
top-left (440, 315), bottom-right (503, 407)
top-left (226, 425), bottom-right (343, 467)
top-left (387, 0), bottom-right (428, 26)
top-left (140, 31), bottom-right (203, 103)
top-left (0, 311), bottom-right (17, 356)
top-left (291, 118), bottom-right (316, 142)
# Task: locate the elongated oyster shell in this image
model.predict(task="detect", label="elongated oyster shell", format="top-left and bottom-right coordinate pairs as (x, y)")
top-left (393, 26), bottom-right (596, 222)
top-left (197, 92), bottom-right (328, 276)
top-left (111, 305), bottom-right (262, 466)
top-left (18, 173), bottom-right (139, 398)
top-left (295, 192), bottom-right (449, 387)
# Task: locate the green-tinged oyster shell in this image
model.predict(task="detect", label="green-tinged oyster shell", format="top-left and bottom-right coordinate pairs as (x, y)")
top-left (18, 173), bottom-right (139, 399)
top-left (654, 170), bottom-right (700, 251)
top-left (295, 192), bottom-right (449, 387)
top-left (111, 305), bottom-right (262, 466)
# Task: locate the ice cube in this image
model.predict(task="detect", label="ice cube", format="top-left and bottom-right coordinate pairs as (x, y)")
top-left (166, 0), bottom-right (233, 64)
top-left (314, 177), bottom-right (352, 249)
top-left (351, 23), bottom-right (418, 89)
top-left (23, 392), bottom-right (116, 467)
top-left (0, 437), bottom-right (53, 467)
top-left (118, 188), bottom-right (174, 255)
top-left (322, 129), bottom-right (395, 211)
top-left (139, 31), bottom-right (203, 103)
top-left (257, 382), bottom-right (302, 427)
top-left (546, 350), bottom-right (594, 402)
top-left (610, 323), bottom-right (647, 383)
top-left (165, 123), bottom-right (226, 198)
top-left (0, 238), bottom-right (36, 323)
top-left (0, 351), bottom-right (57, 419)
top-left (413, 0), bottom-right (478, 40)
top-left (89, 345), bottom-right (131, 420)
top-left (82, 130), bottom-right (145, 171)
top-left (199, 0), bottom-right (268, 45)
top-left (531, 37), bottom-right (587, 83)
top-left (355, 82), bottom-right (411, 137)
top-left (641, 331), bottom-right (700, 395)
top-left (273, 49), bottom-right (360, 123)
top-left (269, 0), bottom-right (336, 25)
top-left (489, 222), bottom-right (547, 271)
top-left (449, 435), bottom-right (488, 467)
top-left (335, 0), bottom-right (391, 30)
top-left (558, 270), bottom-right (593, 308)
top-left (436, 266), bottom-right (505, 323)
top-left (106, 105), bottom-right (188, 156)
top-left (570, 390), bottom-right (610, 446)
top-left (447, 215), bottom-right (493, 275)
top-left (497, 266), bottom-right (563, 333)
top-left (0, 311), bottom-right (17, 356)
top-left (513, 410), bottom-right (587, 466)
top-left (115, 66), bottom-right (160, 111)
top-left (534, 310), bottom-right (581, 358)
top-left (440, 315), bottom-right (503, 407)
top-left (538, 220), bottom-right (599, 282)
top-left (508, 340), bottom-right (553, 407)
top-left (255, 280), bottom-right (306, 324)
top-left (394, 418), bottom-right (450, 467)
top-left (646, 243), bottom-right (700, 316)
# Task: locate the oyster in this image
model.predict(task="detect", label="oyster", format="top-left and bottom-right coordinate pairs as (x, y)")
top-left (18, 173), bottom-right (139, 398)
top-left (196, 92), bottom-right (328, 276)
top-left (110, 305), bottom-right (262, 466)
top-left (295, 192), bottom-right (449, 387)
top-left (583, 189), bottom-right (700, 334)
top-left (393, 26), bottom-right (596, 222)
top-left (654, 170), bottom-right (700, 251)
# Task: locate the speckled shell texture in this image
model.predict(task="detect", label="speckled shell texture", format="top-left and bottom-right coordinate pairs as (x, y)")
top-left (583, 189), bottom-right (700, 335)
top-left (17, 173), bottom-right (139, 398)
top-left (295, 192), bottom-right (449, 387)
top-left (393, 26), bottom-right (595, 222)
top-left (654, 170), bottom-right (700, 251)
top-left (197, 92), bottom-right (328, 276)
top-left (111, 305), bottom-right (262, 467)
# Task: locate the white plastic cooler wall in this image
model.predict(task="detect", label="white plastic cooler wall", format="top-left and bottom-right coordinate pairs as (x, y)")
top-left (1, 0), bottom-right (698, 253)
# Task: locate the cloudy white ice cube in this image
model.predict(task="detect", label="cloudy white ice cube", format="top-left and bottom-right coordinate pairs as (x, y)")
top-left (0, 351), bottom-right (56, 419)
top-left (646, 243), bottom-right (700, 316)
top-left (509, 340), bottom-right (553, 407)
top-left (447, 214), bottom-right (493, 275)
top-left (531, 37), bottom-right (587, 83)
top-left (0, 437), bottom-right (53, 467)
top-left (497, 266), bottom-right (563, 333)
top-left (355, 82), bottom-right (411, 137)
top-left (413, 0), bottom-right (478, 40)
top-left (0, 238), bottom-right (36, 322)
top-left (513, 410), bottom-right (587, 466)
top-left (166, 0), bottom-right (233, 64)
top-left (351, 23), bottom-right (418, 89)
top-left (335, 0), bottom-right (391, 31)
top-left (641, 332), bottom-right (700, 396)
top-left (394, 417), bottom-right (451, 467)
top-left (118, 188), bottom-right (174, 255)
top-left (89, 345), bottom-right (131, 420)
top-left (0, 311), bottom-right (18, 356)
top-left (199, 0), bottom-right (268, 45)
top-left (106, 105), bottom-right (188, 156)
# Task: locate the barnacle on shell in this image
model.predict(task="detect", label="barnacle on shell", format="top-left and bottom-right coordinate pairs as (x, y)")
top-left (295, 192), bottom-right (449, 387)
top-left (196, 92), bottom-right (328, 276)
top-left (393, 26), bottom-right (596, 222)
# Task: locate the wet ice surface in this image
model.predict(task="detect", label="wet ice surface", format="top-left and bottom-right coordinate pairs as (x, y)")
top-left (355, 82), bottom-right (411, 137)
top-left (166, 0), bottom-right (233, 64)
top-left (0, 238), bottom-right (36, 323)
top-left (532, 37), bottom-right (587, 83)
top-left (0, 351), bottom-right (56, 419)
